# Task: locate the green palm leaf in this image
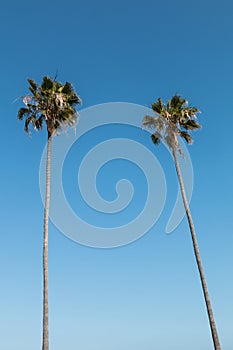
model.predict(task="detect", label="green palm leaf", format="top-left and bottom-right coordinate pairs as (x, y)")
top-left (24, 115), bottom-right (36, 134)
top-left (27, 79), bottom-right (38, 95)
top-left (179, 131), bottom-right (193, 144)
top-left (18, 107), bottom-right (30, 120)
top-left (18, 75), bottom-right (81, 136)
top-left (41, 76), bottom-right (54, 92)
top-left (142, 95), bottom-right (201, 151)
top-left (181, 119), bottom-right (201, 130)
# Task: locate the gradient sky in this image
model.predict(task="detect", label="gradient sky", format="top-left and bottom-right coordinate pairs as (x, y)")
top-left (1, 0), bottom-right (233, 349)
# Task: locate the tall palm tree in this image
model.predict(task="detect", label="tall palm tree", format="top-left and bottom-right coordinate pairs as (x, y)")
top-left (142, 95), bottom-right (221, 350)
top-left (18, 76), bottom-right (81, 350)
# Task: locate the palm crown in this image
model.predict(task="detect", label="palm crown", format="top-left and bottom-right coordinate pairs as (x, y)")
top-left (142, 95), bottom-right (201, 152)
top-left (18, 76), bottom-right (81, 135)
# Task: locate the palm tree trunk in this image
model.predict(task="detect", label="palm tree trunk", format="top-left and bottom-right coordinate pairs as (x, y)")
top-left (42, 132), bottom-right (52, 350)
top-left (172, 148), bottom-right (221, 350)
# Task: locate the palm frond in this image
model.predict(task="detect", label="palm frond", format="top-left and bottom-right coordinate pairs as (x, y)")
top-left (170, 95), bottom-right (187, 109)
top-left (18, 107), bottom-right (30, 120)
top-left (35, 115), bottom-right (45, 130)
top-left (152, 97), bottom-right (165, 114)
top-left (61, 82), bottom-right (73, 94)
top-left (27, 79), bottom-right (38, 95)
top-left (188, 107), bottom-right (201, 116)
top-left (151, 132), bottom-right (161, 145)
top-left (67, 92), bottom-right (82, 105)
top-left (24, 115), bottom-right (36, 134)
top-left (41, 76), bottom-right (54, 92)
top-left (181, 119), bottom-right (201, 130)
top-left (142, 94), bottom-right (201, 151)
top-left (142, 115), bottom-right (157, 128)
top-left (179, 131), bottom-right (193, 144)
top-left (18, 75), bottom-right (81, 136)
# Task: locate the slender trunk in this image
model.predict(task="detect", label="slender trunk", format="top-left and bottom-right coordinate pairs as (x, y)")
top-left (172, 148), bottom-right (221, 350)
top-left (42, 132), bottom-right (52, 350)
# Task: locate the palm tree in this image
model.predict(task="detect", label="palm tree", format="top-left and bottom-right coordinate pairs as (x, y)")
top-left (142, 95), bottom-right (221, 350)
top-left (18, 76), bottom-right (81, 350)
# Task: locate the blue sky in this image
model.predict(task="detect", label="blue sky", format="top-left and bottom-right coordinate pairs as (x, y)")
top-left (1, 0), bottom-right (233, 349)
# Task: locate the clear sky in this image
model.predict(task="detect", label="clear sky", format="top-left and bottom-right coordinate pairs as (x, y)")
top-left (1, 0), bottom-right (233, 349)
